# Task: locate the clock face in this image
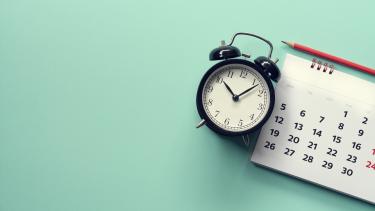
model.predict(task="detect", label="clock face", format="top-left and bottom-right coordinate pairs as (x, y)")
top-left (197, 60), bottom-right (274, 135)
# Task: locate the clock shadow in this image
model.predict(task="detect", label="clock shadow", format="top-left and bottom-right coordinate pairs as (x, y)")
top-left (213, 129), bottom-right (261, 154)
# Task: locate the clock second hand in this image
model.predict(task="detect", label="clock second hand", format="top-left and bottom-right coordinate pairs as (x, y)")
top-left (234, 84), bottom-right (259, 100)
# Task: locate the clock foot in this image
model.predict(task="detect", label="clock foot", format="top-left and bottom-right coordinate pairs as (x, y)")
top-left (196, 119), bottom-right (206, 128)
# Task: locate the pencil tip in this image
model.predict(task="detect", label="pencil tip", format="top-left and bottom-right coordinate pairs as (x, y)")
top-left (281, 41), bottom-right (293, 47)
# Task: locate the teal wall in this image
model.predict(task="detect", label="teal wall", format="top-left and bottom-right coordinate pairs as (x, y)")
top-left (1, 0), bottom-right (374, 210)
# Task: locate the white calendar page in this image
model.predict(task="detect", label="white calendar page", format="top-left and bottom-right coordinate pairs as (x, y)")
top-left (251, 54), bottom-right (375, 204)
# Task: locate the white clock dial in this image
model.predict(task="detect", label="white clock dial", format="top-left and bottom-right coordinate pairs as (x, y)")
top-left (202, 64), bottom-right (271, 132)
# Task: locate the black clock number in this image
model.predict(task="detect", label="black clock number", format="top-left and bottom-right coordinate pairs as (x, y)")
top-left (300, 110), bottom-right (306, 117)
top-left (258, 89), bottom-right (264, 97)
top-left (341, 167), bottom-right (353, 176)
top-left (344, 111), bottom-right (348, 117)
top-left (238, 119), bottom-right (243, 126)
top-left (338, 123), bottom-right (344, 130)
top-left (257, 103), bottom-right (264, 111)
top-left (249, 114), bottom-right (254, 120)
top-left (207, 86), bottom-right (213, 93)
top-left (214, 110), bottom-right (220, 117)
top-left (224, 118), bottom-right (230, 125)
top-left (216, 76), bottom-right (223, 84)
top-left (362, 117), bottom-right (368, 124)
top-left (240, 70), bottom-right (248, 78)
top-left (227, 71), bottom-right (234, 78)
top-left (208, 99), bottom-right (213, 106)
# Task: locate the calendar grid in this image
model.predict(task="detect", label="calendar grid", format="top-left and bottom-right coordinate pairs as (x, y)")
top-left (251, 54), bottom-right (375, 205)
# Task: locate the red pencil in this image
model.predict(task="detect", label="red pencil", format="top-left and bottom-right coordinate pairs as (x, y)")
top-left (282, 41), bottom-right (375, 76)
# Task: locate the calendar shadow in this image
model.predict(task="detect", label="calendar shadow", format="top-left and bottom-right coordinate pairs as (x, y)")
top-left (202, 128), bottom-right (374, 209)
top-left (246, 162), bottom-right (374, 209)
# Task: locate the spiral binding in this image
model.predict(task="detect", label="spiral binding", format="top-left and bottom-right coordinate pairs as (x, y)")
top-left (311, 58), bottom-right (334, 74)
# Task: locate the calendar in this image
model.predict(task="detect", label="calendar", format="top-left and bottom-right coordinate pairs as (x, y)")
top-left (251, 54), bottom-right (375, 204)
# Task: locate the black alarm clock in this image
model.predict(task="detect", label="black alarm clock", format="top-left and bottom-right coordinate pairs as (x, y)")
top-left (196, 32), bottom-right (280, 136)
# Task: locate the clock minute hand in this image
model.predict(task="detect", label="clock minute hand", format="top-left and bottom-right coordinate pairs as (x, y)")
top-left (223, 81), bottom-right (236, 97)
top-left (235, 84), bottom-right (259, 99)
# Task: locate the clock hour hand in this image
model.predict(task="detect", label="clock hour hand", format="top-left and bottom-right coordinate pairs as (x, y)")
top-left (235, 84), bottom-right (259, 100)
top-left (223, 81), bottom-right (236, 97)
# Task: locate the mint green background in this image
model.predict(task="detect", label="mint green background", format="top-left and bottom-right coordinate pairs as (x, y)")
top-left (1, 0), bottom-right (375, 210)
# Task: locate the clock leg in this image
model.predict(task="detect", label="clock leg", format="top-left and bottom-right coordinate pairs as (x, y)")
top-left (196, 119), bottom-right (206, 128)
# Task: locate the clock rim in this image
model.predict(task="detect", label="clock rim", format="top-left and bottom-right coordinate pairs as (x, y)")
top-left (196, 59), bottom-right (276, 136)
